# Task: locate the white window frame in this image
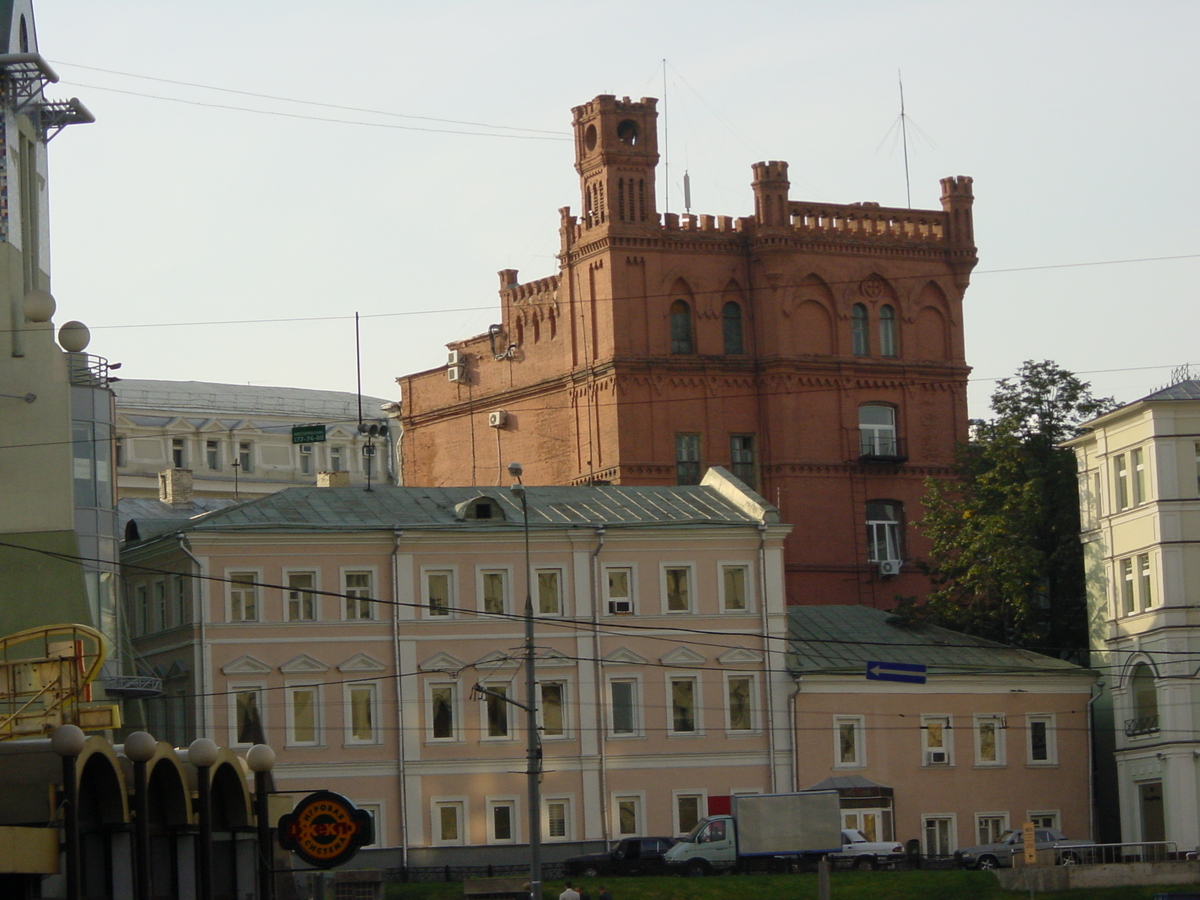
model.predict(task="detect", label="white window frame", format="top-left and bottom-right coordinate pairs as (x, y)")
top-left (859, 404), bottom-right (898, 457)
top-left (229, 684), bottom-right (266, 748)
top-left (1027, 714), bottom-right (1057, 765)
top-left (283, 569), bottom-right (319, 622)
top-left (538, 680), bottom-right (569, 739)
top-left (355, 801), bottom-right (383, 847)
top-left (661, 563), bottom-right (695, 614)
top-left (341, 567), bottom-right (376, 621)
top-left (1138, 553), bottom-right (1153, 611)
top-left (834, 715), bottom-right (865, 768)
top-left (285, 683), bottom-right (323, 748)
top-left (205, 439), bottom-right (220, 470)
top-left (478, 567), bottom-right (511, 616)
top-left (152, 580), bottom-right (166, 633)
top-left (921, 714), bottom-right (953, 766)
top-left (1027, 810), bottom-right (1060, 830)
top-left (543, 795), bottom-right (573, 842)
top-left (1114, 453), bottom-right (1130, 510)
top-left (344, 681), bottom-right (380, 746)
top-left (535, 567), bottom-right (564, 616)
top-left (603, 565), bottom-right (636, 616)
top-left (607, 675), bottom-right (642, 737)
top-left (922, 813), bottom-right (957, 856)
top-left (431, 798), bottom-right (468, 846)
top-left (667, 673), bottom-right (702, 736)
top-left (673, 790), bottom-right (707, 836)
top-left (866, 500), bottom-right (903, 562)
top-left (612, 793), bottom-right (646, 838)
top-left (299, 443), bottom-right (313, 475)
top-left (725, 672), bottom-right (759, 735)
top-left (718, 563), bottom-right (751, 613)
top-left (428, 681), bottom-right (460, 742)
top-left (479, 680), bottom-right (516, 741)
top-left (975, 812), bottom-right (1009, 844)
top-left (1131, 447), bottom-right (1146, 505)
top-left (973, 714), bottom-right (1006, 766)
top-left (1119, 557), bottom-right (1135, 615)
top-left (238, 441), bottom-right (253, 473)
top-left (422, 566), bottom-right (456, 618)
top-left (486, 796), bottom-right (520, 844)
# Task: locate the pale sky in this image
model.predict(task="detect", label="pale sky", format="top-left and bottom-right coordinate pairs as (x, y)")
top-left (33, 1), bottom-right (1200, 419)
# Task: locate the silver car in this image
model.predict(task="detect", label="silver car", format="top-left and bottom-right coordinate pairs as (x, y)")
top-left (829, 829), bottom-right (906, 870)
top-left (956, 828), bottom-right (1090, 870)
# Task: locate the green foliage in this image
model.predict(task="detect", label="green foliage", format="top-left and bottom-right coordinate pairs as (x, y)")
top-left (917, 361), bottom-right (1116, 654)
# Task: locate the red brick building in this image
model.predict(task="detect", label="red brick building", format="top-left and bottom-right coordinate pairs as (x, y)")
top-left (397, 94), bottom-right (977, 606)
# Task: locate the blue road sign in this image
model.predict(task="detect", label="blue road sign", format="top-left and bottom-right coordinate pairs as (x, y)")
top-left (866, 660), bottom-right (928, 684)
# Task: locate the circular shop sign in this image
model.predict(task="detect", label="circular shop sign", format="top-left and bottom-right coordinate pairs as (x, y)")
top-left (278, 790), bottom-right (374, 869)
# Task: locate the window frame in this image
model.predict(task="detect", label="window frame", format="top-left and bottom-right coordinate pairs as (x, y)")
top-left (975, 812), bottom-right (1009, 845)
top-left (428, 681), bottom-right (460, 742)
top-left (866, 500), bottom-right (903, 562)
top-left (423, 567), bottom-right (456, 618)
top-left (226, 571), bottom-right (261, 623)
top-left (229, 684), bottom-right (266, 748)
top-left (1131, 447), bottom-right (1146, 504)
top-left (1119, 557), bottom-right (1135, 615)
top-left (535, 567), bottom-right (564, 616)
top-left (834, 714), bottom-right (865, 767)
top-left (675, 433), bottom-right (702, 485)
top-left (725, 673), bottom-right (759, 734)
top-left (1026, 714), bottom-right (1057, 765)
top-left (1114, 453), bottom-right (1130, 510)
top-left (667, 674), bottom-right (702, 736)
top-left (879, 303), bottom-right (897, 357)
top-left (543, 796), bottom-right (573, 842)
top-left (539, 680), bottom-right (568, 739)
top-left (973, 714), bottom-right (1006, 767)
top-left (205, 439), bottom-right (220, 470)
top-left (1027, 810), bottom-right (1059, 830)
top-left (730, 433), bottom-right (756, 488)
top-left (238, 441), bottom-right (253, 473)
top-left (486, 796), bottom-right (520, 844)
top-left (607, 676), bottom-right (642, 737)
top-left (603, 565), bottom-right (636, 615)
top-left (851, 303), bottom-right (869, 356)
top-left (613, 793), bottom-right (646, 838)
top-left (661, 563), bottom-right (695, 614)
top-left (921, 714), bottom-right (953, 766)
top-left (431, 798), bottom-right (468, 846)
top-left (673, 790), bottom-right (707, 837)
top-left (478, 567), bottom-right (511, 617)
top-left (480, 681), bottom-right (515, 741)
top-left (669, 299), bottom-right (695, 354)
top-left (922, 814), bottom-right (957, 857)
top-left (345, 681), bottom-right (381, 745)
top-left (284, 683), bottom-right (323, 748)
top-left (342, 567), bottom-right (376, 621)
top-left (722, 301), bottom-right (744, 355)
top-left (859, 404), bottom-right (898, 458)
top-left (1138, 553), bottom-right (1153, 611)
top-left (719, 563), bottom-right (751, 613)
top-left (283, 569), bottom-right (319, 622)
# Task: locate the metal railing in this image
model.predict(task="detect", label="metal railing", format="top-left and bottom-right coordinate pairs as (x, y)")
top-left (1124, 714), bottom-right (1160, 737)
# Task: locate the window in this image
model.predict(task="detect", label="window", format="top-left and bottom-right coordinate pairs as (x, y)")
top-left (1138, 553), bottom-right (1153, 610)
top-left (483, 684), bottom-right (511, 738)
top-left (722, 301), bottom-right (744, 354)
top-left (228, 572), bottom-right (259, 622)
top-left (488, 799), bottom-right (518, 843)
top-left (835, 715), bottom-right (864, 767)
top-left (1027, 715), bottom-right (1056, 764)
top-left (669, 677), bottom-right (698, 734)
top-left (481, 570), bottom-right (508, 615)
top-left (544, 798), bottom-right (571, 841)
top-left (286, 571), bottom-right (317, 621)
top-left (923, 815), bottom-right (955, 856)
top-left (238, 441), bottom-right (253, 473)
top-left (540, 682), bottom-right (565, 737)
top-left (330, 446), bottom-right (343, 472)
top-left (859, 405), bottom-right (898, 457)
top-left (206, 440), bottom-right (220, 470)
top-left (134, 584), bottom-right (149, 635)
top-left (675, 793), bottom-right (705, 835)
top-left (1130, 664), bottom-right (1159, 736)
top-left (171, 438), bottom-right (185, 469)
top-left (1114, 453), bottom-right (1129, 510)
top-left (851, 303), bottom-right (869, 356)
top-left (433, 801), bottom-right (465, 845)
top-left (425, 569), bottom-right (453, 617)
top-left (866, 501), bottom-right (903, 562)
top-left (153, 580), bottom-right (166, 632)
top-left (1132, 448), bottom-right (1146, 504)
top-left (355, 804), bottom-right (382, 847)
top-left (343, 570), bottom-right (374, 620)
top-left (670, 300), bottom-right (694, 354)
top-left (974, 715), bottom-right (1005, 766)
top-left (922, 715), bottom-right (952, 766)
top-left (234, 688), bottom-right (265, 745)
top-left (1028, 811), bottom-right (1059, 830)
top-left (614, 795), bottom-right (643, 837)
top-left (727, 675), bottom-right (755, 733)
top-left (976, 814), bottom-right (1008, 844)
top-left (730, 434), bottom-right (756, 488)
top-left (675, 433), bottom-right (701, 485)
top-left (347, 683), bottom-right (378, 744)
top-left (605, 567), bottom-right (633, 615)
top-left (429, 684), bottom-right (458, 740)
top-left (537, 569), bottom-right (562, 615)
top-left (1195, 442), bottom-right (1200, 495)
top-left (721, 565), bottom-right (749, 612)
top-left (286, 686), bottom-right (320, 746)
top-left (879, 304), bottom-right (897, 357)
top-left (115, 437), bottom-right (125, 468)
top-left (664, 566), bottom-right (692, 612)
top-left (1120, 557), bottom-right (1135, 615)
top-left (609, 679), bottom-right (639, 736)
top-left (299, 444), bottom-right (313, 475)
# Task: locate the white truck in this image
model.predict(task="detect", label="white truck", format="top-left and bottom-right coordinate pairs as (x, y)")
top-left (663, 790), bottom-right (843, 875)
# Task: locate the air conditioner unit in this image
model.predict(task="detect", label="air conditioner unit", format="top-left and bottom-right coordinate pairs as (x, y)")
top-left (488, 410), bottom-right (508, 428)
top-left (447, 349), bottom-right (463, 366)
top-left (926, 750), bottom-right (948, 765)
top-left (878, 559), bottom-right (903, 577)
top-left (447, 365), bottom-right (466, 383)
top-left (608, 599), bottom-right (632, 615)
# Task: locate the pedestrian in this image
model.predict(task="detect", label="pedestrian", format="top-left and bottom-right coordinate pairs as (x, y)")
top-left (598, 885), bottom-right (613, 900)
top-left (558, 881), bottom-right (581, 900)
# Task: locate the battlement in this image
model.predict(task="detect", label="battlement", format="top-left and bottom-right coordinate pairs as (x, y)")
top-left (940, 175), bottom-right (974, 199)
top-left (752, 160), bottom-right (790, 184)
top-left (572, 94), bottom-right (658, 123)
top-left (498, 270), bottom-right (560, 304)
top-left (786, 200), bottom-right (949, 243)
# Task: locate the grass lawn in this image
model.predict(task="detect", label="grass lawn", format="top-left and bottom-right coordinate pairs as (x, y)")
top-left (387, 870), bottom-right (1200, 900)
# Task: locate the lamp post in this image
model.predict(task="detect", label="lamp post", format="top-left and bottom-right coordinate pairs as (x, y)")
top-left (508, 462), bottom-right (541, 900)
top-left (124, 731), bottom-right (158, 900)
top-left (188, 738), bottom-right (219, 900)
top-left (52, 724), bottom-right (86, 900)
top-left (246, 744), bottom-right (276, 900)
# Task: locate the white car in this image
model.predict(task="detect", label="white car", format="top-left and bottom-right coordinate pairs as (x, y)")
top-left (829, 829), bottom-right (906, 870)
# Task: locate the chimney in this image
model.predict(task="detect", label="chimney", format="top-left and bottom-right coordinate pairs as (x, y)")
top-left (158, 468), bottom-right (194, 509)
top-left (317, 471), bottom-right (351, 488)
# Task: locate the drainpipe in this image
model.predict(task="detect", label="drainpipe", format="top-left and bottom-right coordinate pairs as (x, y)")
top-left (391, 529), bottom-right (409, 869)
top-left (756, 523), bottom-right (779, 792)
top-left (591, 524), bottom-right (609, 841)
top-left (177, 536), bottom-right (206, 738)
top-left (1087, 681), bottom-right (1103, 843)
top-left (789, 680), bottom-right (803, 793)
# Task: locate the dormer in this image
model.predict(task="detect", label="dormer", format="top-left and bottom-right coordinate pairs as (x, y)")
top-left (454, 494), bottom-right (508, 522)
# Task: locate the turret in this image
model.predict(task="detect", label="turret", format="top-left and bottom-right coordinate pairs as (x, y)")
top-left (751, 160), bottom-right (791, 228)
top-left (571, 95), bottom-right (660, 230)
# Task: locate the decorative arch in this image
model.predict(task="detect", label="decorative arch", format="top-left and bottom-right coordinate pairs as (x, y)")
top-left (914, 281), bottom-right (951, 360)
top-left (668, 278), bottom-right (696, 354)
top-left (793, 274), bottom-right (835, 354)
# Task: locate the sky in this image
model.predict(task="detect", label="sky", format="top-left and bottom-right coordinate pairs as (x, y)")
top-left (31, 1), bottom-right (1200, 418)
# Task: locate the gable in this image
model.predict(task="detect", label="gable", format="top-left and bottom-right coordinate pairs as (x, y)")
top-left (221, 655), bottom-right (272, 676)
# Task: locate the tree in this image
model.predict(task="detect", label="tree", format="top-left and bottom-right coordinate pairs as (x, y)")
top-left (915, 360), bottom-right (1116, 655)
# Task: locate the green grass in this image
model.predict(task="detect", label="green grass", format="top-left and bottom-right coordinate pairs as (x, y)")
top-left (386, 870), bottom-right (1200, 900)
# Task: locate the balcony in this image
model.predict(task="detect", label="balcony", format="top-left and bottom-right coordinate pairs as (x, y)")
top-left (859, 436), bottom-right (908, 464)
top-left (1124, 714), bottom-right (1159, 737)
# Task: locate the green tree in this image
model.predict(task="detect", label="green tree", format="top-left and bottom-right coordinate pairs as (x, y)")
top-left (916, 360), bottom-right (1116, 655)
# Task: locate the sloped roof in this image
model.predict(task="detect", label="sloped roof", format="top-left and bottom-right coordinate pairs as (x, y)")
top-left (112, 379), bottom-right (392, 420)
top-left (118, 497), bottom-right (240, 542)
top-left (1138, 379), bottom-right (1200, 402)
top-left (787, 606), bottom-right (1089, 677)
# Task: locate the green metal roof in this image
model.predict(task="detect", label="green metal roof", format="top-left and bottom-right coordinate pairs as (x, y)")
top-left (787, 606), bottom-right (1091, 677)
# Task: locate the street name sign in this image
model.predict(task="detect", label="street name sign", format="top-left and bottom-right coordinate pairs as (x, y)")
top-left (865, 660), bottom-right (927, 684)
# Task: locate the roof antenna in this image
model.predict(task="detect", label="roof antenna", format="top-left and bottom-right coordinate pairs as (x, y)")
top-left (662, 58), bottom-right (670, 214)
top-left (355, 311), bottom-right (363, 427)
top-left (898, 70), bottom-right (911, 208)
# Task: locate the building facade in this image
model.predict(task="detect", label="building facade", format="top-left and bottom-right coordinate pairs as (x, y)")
top-left (1066, 380), bottom-right (1200, 851)
top-left (397, 94), bottom-right (977, 607)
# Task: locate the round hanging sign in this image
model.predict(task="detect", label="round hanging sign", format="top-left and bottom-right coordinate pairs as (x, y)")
top-left (278, 790), bottom-right (374, 869)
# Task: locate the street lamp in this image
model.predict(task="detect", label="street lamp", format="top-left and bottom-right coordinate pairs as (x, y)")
top-left (508, 462), bottom-right (542, 900)
top-left (52, 724), bottom-right (86, 900)
top-left (188, 738), bottom-right (219, 900)
top-left (247, 743), bottom-right (276, 900)
top-left (124, 731), bottom-right (158, 900)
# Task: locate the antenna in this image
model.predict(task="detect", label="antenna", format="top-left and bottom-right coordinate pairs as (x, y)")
top-left (684, 171), bottom-right (691, 214)
top-left (662, 59), bottom-right (669, 214)
top-left (355, 311), bottom-right (363, 426)
top-left (898, 70), bottom-right (911, 208)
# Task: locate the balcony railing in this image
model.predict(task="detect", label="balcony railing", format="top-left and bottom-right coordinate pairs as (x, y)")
top-left (1124, 714), bottom-right (1159, 737)
top-left (859, 436), bottom-right (907, 463)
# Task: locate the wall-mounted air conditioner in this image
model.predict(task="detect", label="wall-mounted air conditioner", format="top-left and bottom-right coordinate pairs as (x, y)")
top-left (878, 559), bottom-right (902, 577)
top-left (488, 410), bottom-right (508, 428)
top-left (448, 365), bottom-right (466, 383)
top-left (925, 750), bottom-right (948, 765)
top-left (608, 599), bottom-right (632, 615)
top-left (447, 350), bottom-right (463, 366)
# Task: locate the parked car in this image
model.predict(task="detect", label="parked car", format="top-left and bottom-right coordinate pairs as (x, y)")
top-left (829, 828), bottom-right (906, 870)
top-left (562, 837), bottom-right (677, 877)
top-left (955, 828), bottom-right (1091, 870)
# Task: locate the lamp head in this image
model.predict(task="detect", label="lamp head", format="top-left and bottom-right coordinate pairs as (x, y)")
top-left (507, 461), bottom-right (523, 479)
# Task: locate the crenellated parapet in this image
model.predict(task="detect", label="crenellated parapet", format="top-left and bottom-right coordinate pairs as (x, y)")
top-left (785, 200), bottom-right (950, 244)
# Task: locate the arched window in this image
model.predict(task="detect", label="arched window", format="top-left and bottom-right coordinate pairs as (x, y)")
top-left (879, 304), bottom-right (897, 357)
top-left (851, 304), bottom-right (869, 356)
top-left (865, 500), bottom-right (902, 562)
top-left (859, 405), bottom-right (898, 458)
top-left (670, 300), bottom-right (694, 354)
top-left (1128, 664), bottom-right (1159, 736)
top-left (722, 301), bottom-right (744, 355)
